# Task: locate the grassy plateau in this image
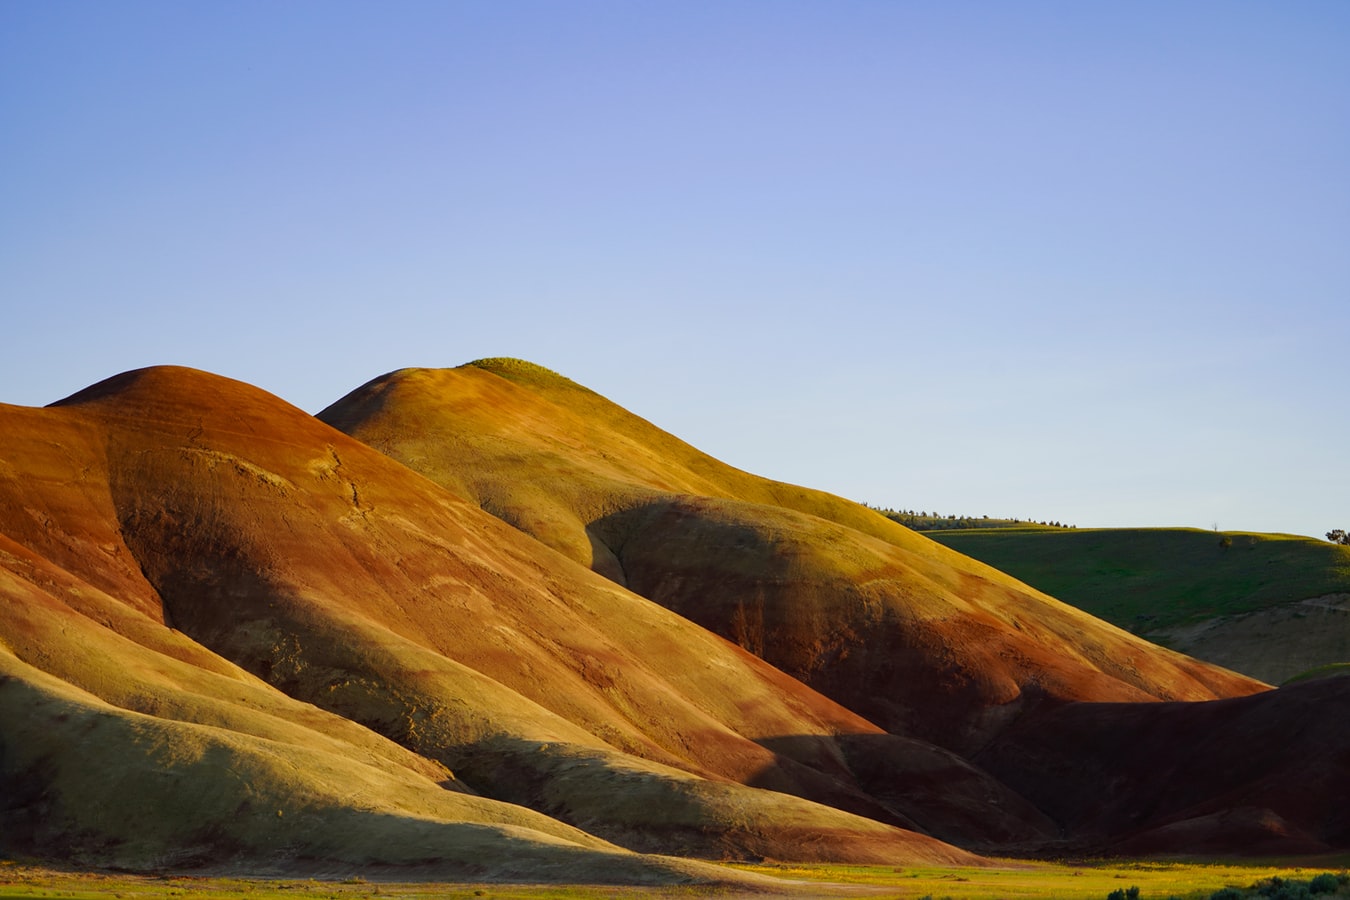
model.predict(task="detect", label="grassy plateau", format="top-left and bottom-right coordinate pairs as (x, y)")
top-left (927, 527), bottom-right (1350, 630)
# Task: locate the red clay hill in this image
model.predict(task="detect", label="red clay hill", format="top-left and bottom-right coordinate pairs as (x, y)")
top-left (0, 360), bottom-right (1346, 876)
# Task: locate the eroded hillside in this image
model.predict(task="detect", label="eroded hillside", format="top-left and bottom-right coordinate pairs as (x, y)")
top-left (1, 361), bottom-right (1347, 875)
top-left (0, 366), bottom-right (979, 877)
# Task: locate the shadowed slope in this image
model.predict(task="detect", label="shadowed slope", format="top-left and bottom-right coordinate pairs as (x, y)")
top-left (319, 362), bottom-right (1263, 752)
top-left (0, 367), bottom-right (981, 870)
top-left (975, 676), bottom-right (1350, 856)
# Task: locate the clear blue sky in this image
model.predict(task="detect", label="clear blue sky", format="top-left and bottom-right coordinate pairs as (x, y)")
top-left (3, 2), bottom-right (1346, 538)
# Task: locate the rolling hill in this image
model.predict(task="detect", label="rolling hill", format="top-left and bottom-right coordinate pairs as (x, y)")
top-left (0, 366), bottom-right (980, 877)
top-left (3, 360), bottom-right (1349, 876)
top-left (928, 527), bottom-right (1350, 683)
top-left (318, 360), bottom-right (1262, 752)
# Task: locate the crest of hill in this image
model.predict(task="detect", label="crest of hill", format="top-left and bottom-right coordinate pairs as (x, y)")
top-left (322, 359), bottom-right (930, 545)
top-left (2, 365), bottom-right (986, 873)
top-left (319, 361), bottom-right (1264, 754)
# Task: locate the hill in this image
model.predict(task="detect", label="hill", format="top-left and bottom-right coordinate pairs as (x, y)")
top-left (3, 361), bottom-right (1350, 872)
top-left (315, 359), bottom-right (1350, 855)
top-left (929, 527), bottom-right (1350, 683)
top-left (0, 366), bottom-right (979, 877)
top-left (319, 361), bottom-right (1262, 754)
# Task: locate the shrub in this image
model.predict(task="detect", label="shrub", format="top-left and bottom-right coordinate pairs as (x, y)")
top-left (1258, 877), bottom-right (1313, 900)
top-left (1309, 873), bottom-right (1339, 894)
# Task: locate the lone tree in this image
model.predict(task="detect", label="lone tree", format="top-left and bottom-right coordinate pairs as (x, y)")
top-left (1328, 529), bottom-right (1350, 545)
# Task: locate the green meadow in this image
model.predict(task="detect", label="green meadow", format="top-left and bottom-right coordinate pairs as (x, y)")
top-left (927, 527), bottom-right (1350, 631)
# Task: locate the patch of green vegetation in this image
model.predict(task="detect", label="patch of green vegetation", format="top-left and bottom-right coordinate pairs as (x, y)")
top-left (927, 527), bottom-right (1350, 631)
top-left (465, 359), bottom-right (581, 391)
top-left (1202, 871), bottom-right (1350, 898)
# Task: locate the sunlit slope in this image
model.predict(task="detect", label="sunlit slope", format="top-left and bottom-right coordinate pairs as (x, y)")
top-left (930, 528), bottom-right (1350, 683)
top-left (0, 529), bottom-right (713, 880)
top-left (1, 649), bottom-right (662, 879)
top-left (320, 361), bottom-right (1264, 750)
top-left (0, 367), bottom-right (984, 870)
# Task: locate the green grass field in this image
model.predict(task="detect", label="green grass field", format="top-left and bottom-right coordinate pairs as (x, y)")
top-left (927, 527), bottom-right (1350, 632)
top-left (4, 860), bottom-right (1349, 900)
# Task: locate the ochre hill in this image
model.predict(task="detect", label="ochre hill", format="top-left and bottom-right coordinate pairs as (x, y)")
top-left (5, 362), bottom-right (1349, 869)
top-left (319, 360), bottom-right (1263, 752)
top-left (0, 366), bottom-right (984, 876)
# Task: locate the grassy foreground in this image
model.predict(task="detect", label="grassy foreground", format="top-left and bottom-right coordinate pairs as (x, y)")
top-left (4, 860), bottom-right (1349, 900)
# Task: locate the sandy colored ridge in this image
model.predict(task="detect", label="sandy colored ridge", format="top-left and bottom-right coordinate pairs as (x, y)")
top-left (1154, 594), bottom-right (1350, 685)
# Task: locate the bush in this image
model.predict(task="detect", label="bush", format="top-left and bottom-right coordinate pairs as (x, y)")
top-left (1309, 873), bottom-right (1339, 894)
top-left (1210, 890), bottom-right (1242, 900)
top-left (1258, 877), bottom-right (1313, 900)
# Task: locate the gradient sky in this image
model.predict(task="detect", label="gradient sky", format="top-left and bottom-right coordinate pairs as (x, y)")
top-left (3, 2), bottom-right (1347, 539)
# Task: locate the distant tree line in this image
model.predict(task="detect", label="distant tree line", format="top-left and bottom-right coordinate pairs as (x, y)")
top-left (865, 505), bottom-right (1076, 532)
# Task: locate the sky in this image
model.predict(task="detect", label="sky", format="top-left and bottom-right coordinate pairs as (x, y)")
top-left (2, 1), bottom-right (1347, 539)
